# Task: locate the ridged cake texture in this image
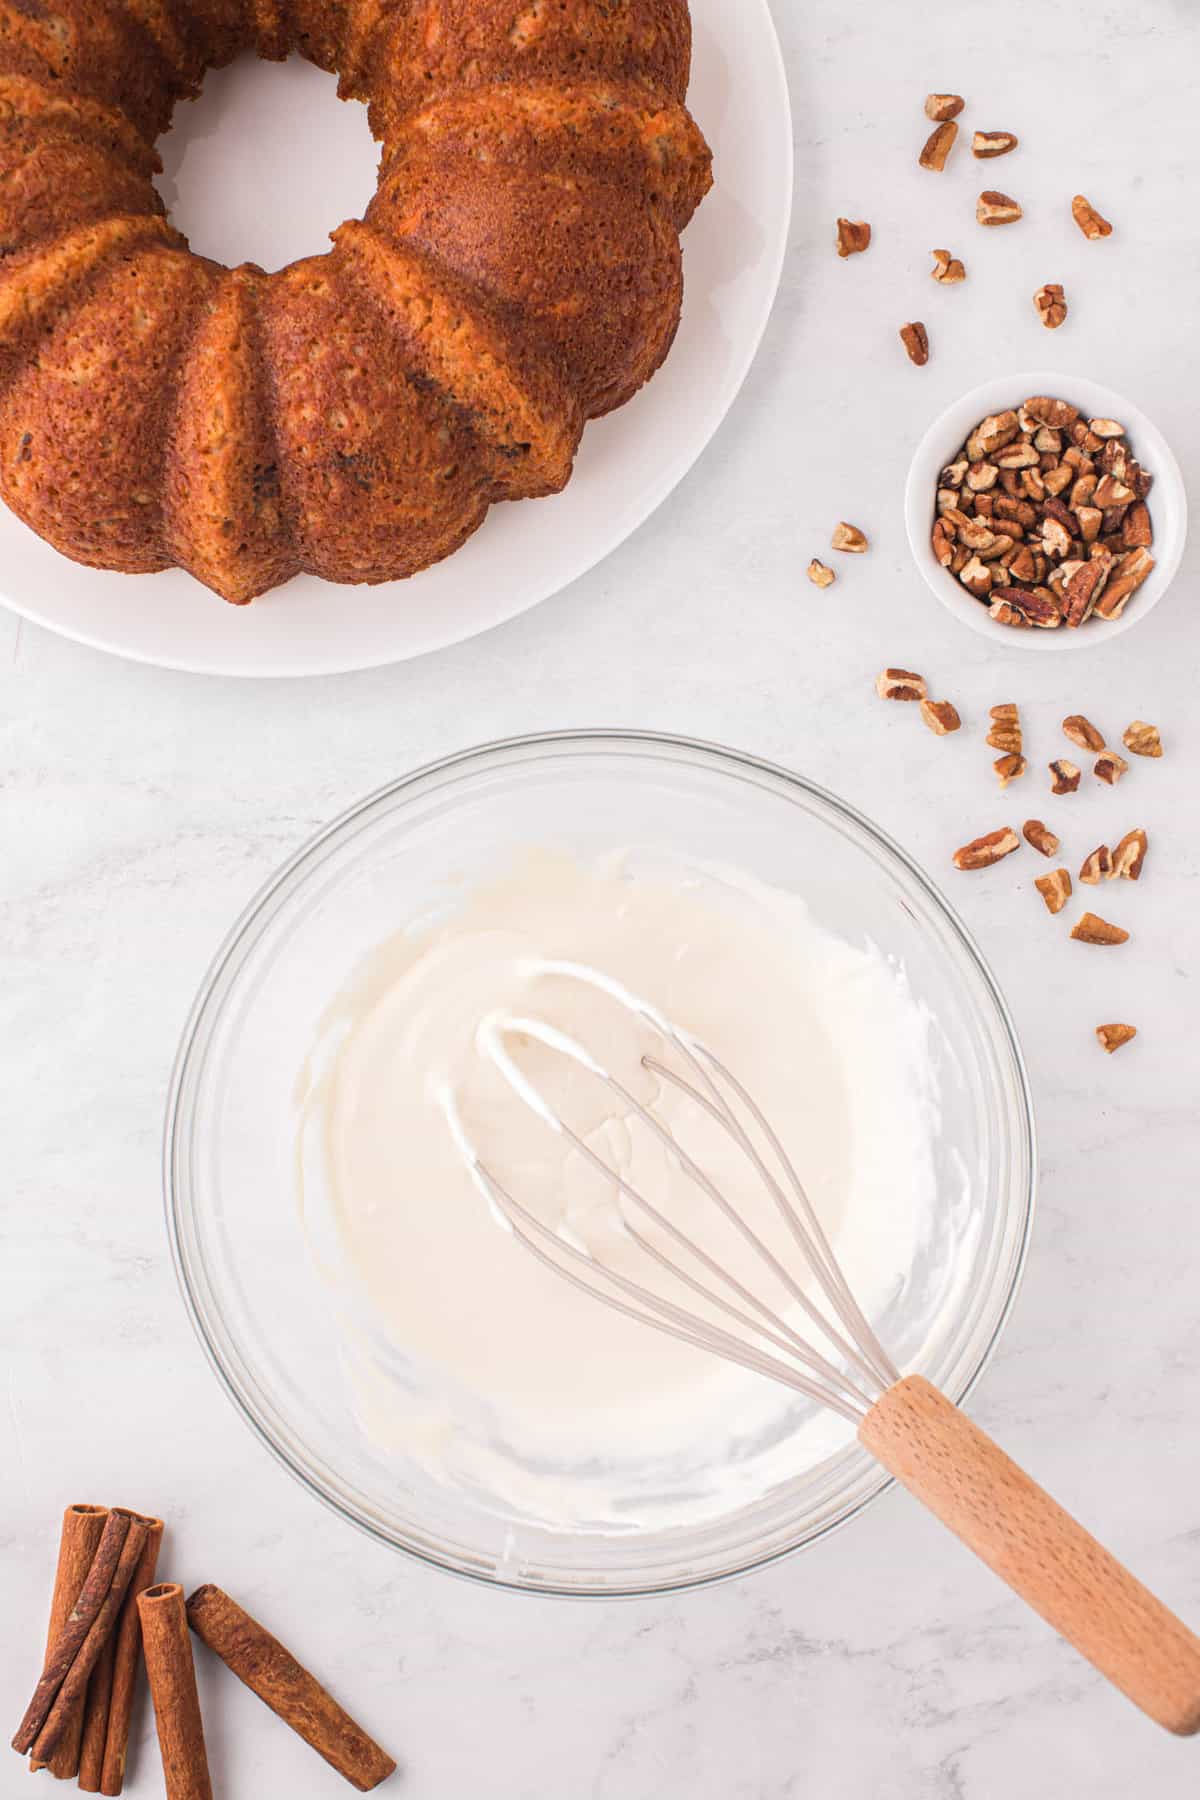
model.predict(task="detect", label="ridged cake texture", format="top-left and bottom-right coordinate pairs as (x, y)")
top-left (0, 0), bottom-right (712, 603)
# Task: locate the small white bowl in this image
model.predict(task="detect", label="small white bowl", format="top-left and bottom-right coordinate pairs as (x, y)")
top-left (905, 371), bottom-right (1187, 652)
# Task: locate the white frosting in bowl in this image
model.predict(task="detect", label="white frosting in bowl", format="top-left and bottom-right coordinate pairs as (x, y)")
top-left (298, 848), bottom-right (944, 1531)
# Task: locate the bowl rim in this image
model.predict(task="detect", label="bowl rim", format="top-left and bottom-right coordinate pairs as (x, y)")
top-left (163, 728), bottom-right (1038, 1598)
top-left (904, 369), bottom-right (1188, 652)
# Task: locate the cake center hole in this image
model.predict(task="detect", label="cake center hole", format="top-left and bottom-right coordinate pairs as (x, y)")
top-left (158, 53), bottom-right (381, 272)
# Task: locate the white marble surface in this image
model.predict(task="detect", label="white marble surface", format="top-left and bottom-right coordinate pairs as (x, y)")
top-left (3, 1), bottom-right (1200, 1793)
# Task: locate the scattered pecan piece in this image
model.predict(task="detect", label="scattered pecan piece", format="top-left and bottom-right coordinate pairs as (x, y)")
top-left (987, 703), bottom-right (1021, 751)
top-left (977, 190), bottom-right (1022, 226)
top-left (1072, 194), bottom-right (1112, 240)
top-left (836, 218), bottom-right (871, 257)
top-left (876, 667), bottom-right (928, 702)
top-left (1079, 845), bottom-right (1113, 885)
top-left (994, 752), bottom-right (1027, 787)
top-left (1023, 819), bottom-right (1059, 858)
top-left (920, 699), bottom-right (962, 735)
top-left (925, 93), bottom-right (964, 121)
top-left (1062, 715), bottom-right (1105, 752)
top-left (972, 129), bottom-right (1018, 158)
top-left (1122, 720), bottom-right (1162, 759)
top-left (1035, 868), bottom-right (1072, 914)
top-left (807, 559), bottom-right (835, 588)
top-left (953, 827), bottom-right (1020, 871)
top-left (1071, 912), bottom-right (1129, 945)
top-left (1111, 827), bottom-right (1148, 881)
top-left (831, 522), bottom-right (869, 553)
top-left (1094, 750), bottom-right (1129, 786)
top-left (900, 321), bottom-right (930, 366)
top-left (919, 121), bottom-right (958, 171)
top-left (1034, 283), bottom-right (1068, 329)
top-left (1096, 1023), bottom-right (1136, 1053)
top-left (930, 247), bottom-right (966, 283)
top-left (1049, 759), bottom-right (1081, 794)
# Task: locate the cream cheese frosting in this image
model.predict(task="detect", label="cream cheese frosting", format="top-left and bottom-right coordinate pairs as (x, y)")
top-left (297, 848), bottom-right (944, 1530)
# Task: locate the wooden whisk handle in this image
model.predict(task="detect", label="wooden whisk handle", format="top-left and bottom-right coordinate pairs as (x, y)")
top-left (860, 1376), bottom-right (1200, 1735)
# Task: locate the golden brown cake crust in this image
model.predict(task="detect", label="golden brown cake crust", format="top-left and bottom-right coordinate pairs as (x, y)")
top-left (0, 0), bottom-right (712, 603)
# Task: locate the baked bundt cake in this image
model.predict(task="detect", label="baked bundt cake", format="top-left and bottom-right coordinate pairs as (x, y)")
top-left (0, 1), bottom-right (712, 603)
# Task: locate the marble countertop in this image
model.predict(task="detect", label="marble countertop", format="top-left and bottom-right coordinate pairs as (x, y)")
top-left (3, 1), bottom-right (1199, 1794)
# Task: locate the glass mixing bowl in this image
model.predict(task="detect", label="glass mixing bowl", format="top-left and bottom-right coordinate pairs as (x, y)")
top-left (165, 732), bottom-right (1035, 1595)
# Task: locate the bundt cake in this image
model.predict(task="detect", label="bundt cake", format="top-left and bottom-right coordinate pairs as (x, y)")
top-left (0, 1), bottom-right (712, 603)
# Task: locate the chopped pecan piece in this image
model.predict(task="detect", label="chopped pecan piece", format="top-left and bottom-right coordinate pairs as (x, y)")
top-left (1035, 868), bottom-right (1072, 914)
top-left (1034, 283), bottom-right (1068, 329)
top-left (900, 320), bottom-right (930, 365)
top-left (1076, 505), bottom-right (1103, 543)
top-left (1071, 912), bottom-right (1129, 945)
top-left (959, 555), bottom-right (993, 597)
top-left (986, 704), bottom-right (1021, 752)
top-left (831, 521), bottom-right (869, 553)
top-left (965, 462), bottom-right (999, 493)
top-left (807, 558), bottom-right (835, 588)
top-left (1062, 556), bottom-right (1111, 627)
top-left (1094, 547), bottom-right (1155, 619)
top-left (920, 121), bottom-right (958, 171)
top-left (1094, 749), bottom-right (1129, 786)
top-left (1122, 502), bottom-right (1153, 549)
top-left (836, 218), bottom-right (871, 257)
top-left (876, 667), bottom-right (928, 702)
top-left (1111, 827), bottom-right (1148, 881)
top-left (1062, 714), bottom-right (1105, 752)
top-left (1079, 845), bottom-right (1113, 885)
top-left (977, 190), bottom-right (1022, 225)
top-left (970, 412), bottom-right (1020, 458)
top-left (1088, 418), bottom-right (1125, 439)
top-left (1023, 819), bottom-right (1059, 858)
top-left (989, 597), bottom-right (1031, 627)
top-left (972, 129), bottom-right (1018, 158)
top-left (1049, 759), bottom-right (1081, 794)
top-left (930, 247), bottom-right (966, 283)
top-left (1122, 720), bottom-right (1162, 758)
top-left (1025, 396), bottom-right (1079, 429)
top-left (1072, 194), bottom-right (1112, 240)
top-left (994, 752), bottom-right (1027, 787)
top-left (1096, 1023), bottom-right (1136, 1053)
top-left (925, 93), bottom-right (965, 121)
top-left (920, 699), bottom-right (962, 735)
top-left (1042, 463), bottom-right (1074, 497)
top-left (953, 827), bottom-right (1020, 871)
top-left (931, 519), bottom-right (955, 566)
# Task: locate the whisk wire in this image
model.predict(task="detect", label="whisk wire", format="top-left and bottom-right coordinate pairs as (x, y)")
top-left (476, 1165), bottom-right (870, 1423)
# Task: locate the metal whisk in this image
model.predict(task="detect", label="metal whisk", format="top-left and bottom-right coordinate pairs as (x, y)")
top-left (452, 960), bottom-right (1200, 1737)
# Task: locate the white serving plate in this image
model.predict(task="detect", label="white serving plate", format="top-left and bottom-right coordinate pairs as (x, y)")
top-left (0, 0), bottom-right (793, 676)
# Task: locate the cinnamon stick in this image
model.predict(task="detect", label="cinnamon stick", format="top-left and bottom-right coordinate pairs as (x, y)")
top-left (77, 1640), bottom-right (116, 1791)
top-left (29, 1503), bottom-right (108, 1778)
top-left (14, 1504), bottom-right (138, 1756)
top-left (25, 1513), bottom-right (149, 1765)
top-left (138, 1584), bottom-right (213, 1800)
top-left (80, 1516), bottom-right (164, 1795)
top-left (186, 1583), bottom-right (397, 1791)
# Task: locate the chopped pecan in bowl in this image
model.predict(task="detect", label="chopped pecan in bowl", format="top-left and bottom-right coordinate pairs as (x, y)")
top-left (906, 375), bottom-right (1186, 648)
